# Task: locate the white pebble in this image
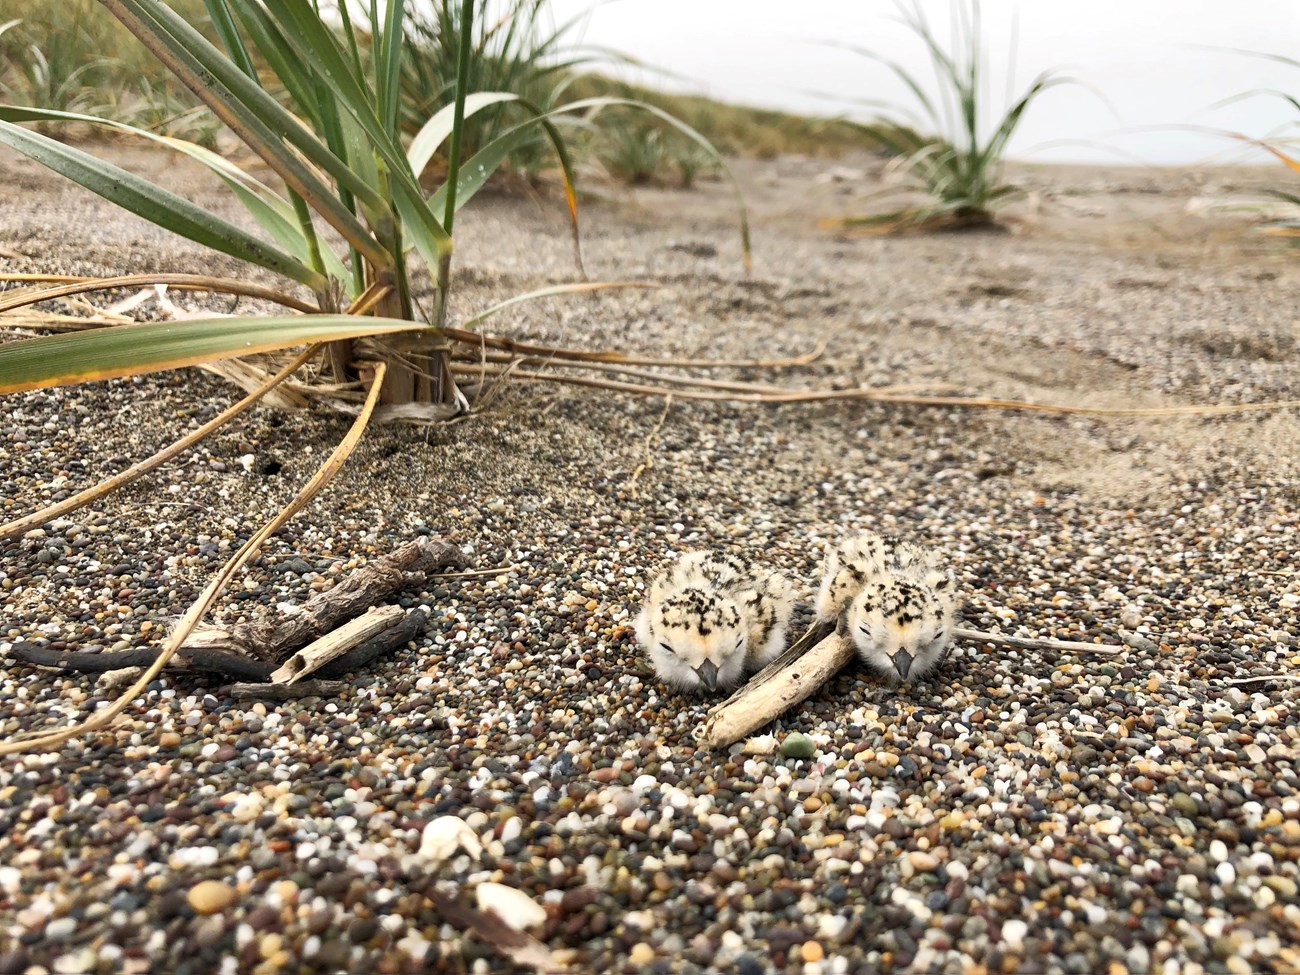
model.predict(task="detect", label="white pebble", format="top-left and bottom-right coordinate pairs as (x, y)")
top-left (475, 882), bottom-right (546, 931)
top-left (420, 816), bottom-right (483, 864)
top-left (1002, 919), bottom-right (1029, 946)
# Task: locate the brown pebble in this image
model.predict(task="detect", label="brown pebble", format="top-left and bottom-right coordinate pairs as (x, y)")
top-left (800, 941), bottom-right (824, 962)
top-left (187, 880), bottom-right (238, 915)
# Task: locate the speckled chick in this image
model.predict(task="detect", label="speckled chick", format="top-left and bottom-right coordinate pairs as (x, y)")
top-left (635, 551), bottom-right (795, 694)
top-left (816, 532), bottom-right (957, 685)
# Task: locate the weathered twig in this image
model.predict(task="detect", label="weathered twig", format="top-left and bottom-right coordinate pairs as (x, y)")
top-left (230, 680), bottom-right (346, 701)
top-left (4, 642), bottom-right (277, 680)
top-left (269, 605), bottom-right (404, 684)
top-left (182, 536), bottom-right (462, 661)
top-left (697, 627), bottom-right (851, 749)
top-left (428, 890), bottom-right (566, 974)
top-left (952, 627), bottom-right (1126, 656)
top-left (315, 607), bottom-right (427, 677)
top-left (5, 604), bottom-right (429, 687)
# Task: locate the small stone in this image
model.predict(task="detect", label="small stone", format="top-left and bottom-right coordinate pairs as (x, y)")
top-left (420, 817), bottom-right (482, 864)
top-left (800, 941), bottom-right (825, 963)
top-left (629, 943), bottom-right (655, 965)
top-left (187, 881), bottom-right (237, 915)
top-left (780, 733), bottom-right (815, 759)
top-left (1171, 793), bottom-right (1198, 817)
top-left (908, 851), bottom-right (938, 872)
top-left (475, 883), bottom-right (546, 931)
top-left (1263, 876), bottom-right (1297, 898)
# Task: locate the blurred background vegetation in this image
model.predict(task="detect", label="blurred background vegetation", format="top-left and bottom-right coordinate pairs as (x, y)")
top-left (0, 0), bottom-right (1291, 220)
top-left (0, 0), bottom-right (888, 189)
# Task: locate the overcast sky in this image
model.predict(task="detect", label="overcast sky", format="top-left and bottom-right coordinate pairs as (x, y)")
top-left (546, 0), bottom-right (1299, 164)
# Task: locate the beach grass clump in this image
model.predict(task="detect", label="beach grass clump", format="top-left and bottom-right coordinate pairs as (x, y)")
top-left (0, 0), bottom-right (746, 406)
top-left (834, 0), bottom-right (1066, 231)
top-left (599, 122), bottom-right (667, 185)
top-left (0, 0), bottom-right (218, 143)
top-left (401, 0), bottom-right (603, 184)
top-left (1250, 55), bottom-right (1300, 238)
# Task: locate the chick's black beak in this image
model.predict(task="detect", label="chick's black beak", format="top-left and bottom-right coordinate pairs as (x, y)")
top-left (695, 660), bottom-right (719, 691)
top-left (892, 650), bottom-right (914, 681)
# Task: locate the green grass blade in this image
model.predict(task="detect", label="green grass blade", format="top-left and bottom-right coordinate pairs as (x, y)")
top-left (104, 0), bottom-right (391, 265)
top-left (224, 0), bottom-right (322, 125)
top-left (0, 315), bottom-right (429, 394)
top-left (408, 92), bottom-right (518, 179)
top-left (202, 0), bottom-right (256, 78)
top-left (253, 0), bottom-right (452, 258)
top-left (377, 0), bottom-right (404, 136)
top-left (0, 105), bottom-right (349, 287)
top-left (977, 72), bottom-right (1066, 172)
top-left (832, 42), bottom-right (943, 132)
top-left (0, 118), bottom-right (325, 289)
top-left (441, 0), bottom-right (476, 238)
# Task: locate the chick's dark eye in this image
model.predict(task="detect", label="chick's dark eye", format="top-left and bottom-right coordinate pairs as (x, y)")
top-left (658, 642), bottom-right (676, 655)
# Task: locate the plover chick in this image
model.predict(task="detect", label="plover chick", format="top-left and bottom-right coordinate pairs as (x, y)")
top-left (816, 532), bottom-right (957, 685)
top-left (635, 551), bottom-right (794, 694)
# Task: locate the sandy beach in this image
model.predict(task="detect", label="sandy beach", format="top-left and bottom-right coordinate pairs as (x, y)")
top-left (1, 143), bottom-right (1298, 974)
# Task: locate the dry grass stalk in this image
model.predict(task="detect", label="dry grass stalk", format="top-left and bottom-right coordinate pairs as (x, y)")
top-left (0, 273), bottom-right (318, 315)
top-left (447, 364), bottom-right (1300, 417)
top-left (441, 327), bottom-right (827, 369)
top-left (697, 622), bottom-right (1128, 749)
top-left (627, 394), bottom-right (673, 499)
top-left (952, 626), bottom-right (1126, 656)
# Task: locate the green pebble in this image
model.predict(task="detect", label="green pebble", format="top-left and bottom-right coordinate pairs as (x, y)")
top-left (780, 733), bottom-right (815, 759)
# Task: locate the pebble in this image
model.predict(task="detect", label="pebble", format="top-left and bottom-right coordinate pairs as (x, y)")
top-left (800, 941), bottom-right (825, 963)
top-left (186, 881), bottom-right (237, 915)
top-left (780, 732), bottom-right (816, 759)
top-left (629, 943), bottom-right (655, 965)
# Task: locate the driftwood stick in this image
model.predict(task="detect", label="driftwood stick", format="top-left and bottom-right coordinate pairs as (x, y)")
top-left (314, 608), bottom-right (427, 678)
top-left (698, 621), bottom-right (1128, 749)
top-left (1225, 674), bottom-right (1300, 686)
top-left (183, 536), bottom-right (463, 661)
top-left (269, 605), bottom-right (404, 684)
top-left (6, 610), bottom-right (427, 684)
top-left (698, 629), bottom-right (853, 749)
top-left (952, 627), bottom-right (1126, 656)
top-left (4, 642), bottom-right (277, 680)
top-left (230, 680), bottom-right (347, 701)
